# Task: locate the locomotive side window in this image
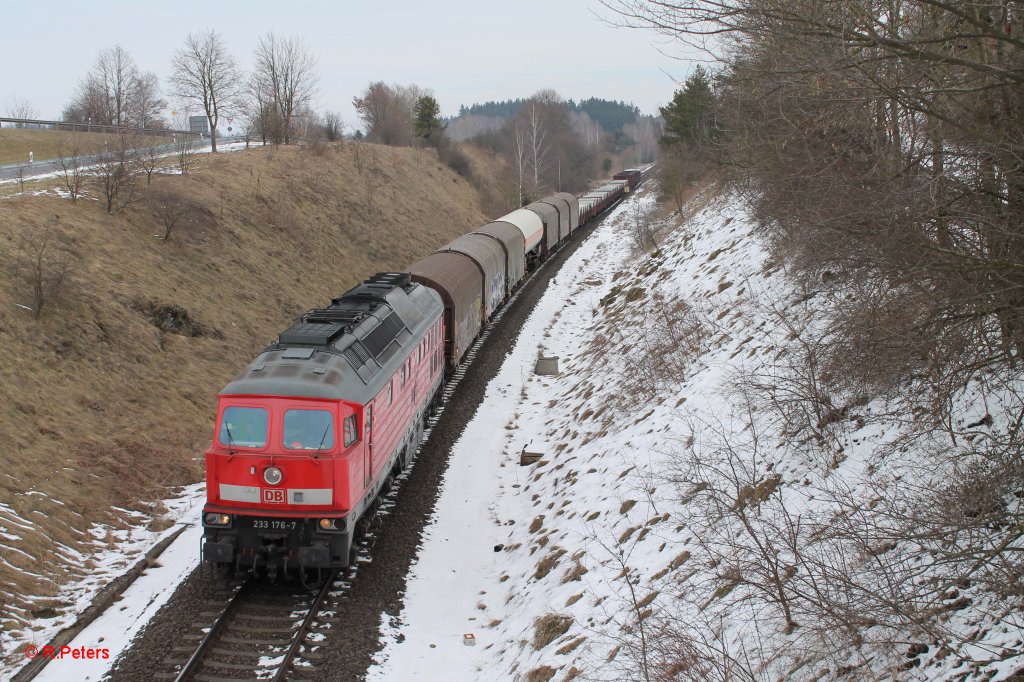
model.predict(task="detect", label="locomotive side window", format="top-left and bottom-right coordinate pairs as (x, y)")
top-left (283, 409), bottom-right (335, 450)
top-left (388, 381), bottom-right (393, 404)
top-left (220, 407), bottom-right (268, 448)
top-left (343, 414), bottom-right (358, 447)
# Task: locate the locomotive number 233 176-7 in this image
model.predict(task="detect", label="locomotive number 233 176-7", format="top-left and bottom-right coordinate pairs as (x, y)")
top-left (252, 519), bottom-right (297, 530)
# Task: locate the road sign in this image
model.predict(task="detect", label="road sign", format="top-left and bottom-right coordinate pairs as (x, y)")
top-left (189, 116), bottom-right (209, 135)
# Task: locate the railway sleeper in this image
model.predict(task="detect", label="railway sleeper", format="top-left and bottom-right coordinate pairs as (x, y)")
top-left (201, 660), bottom-right (269, 672)
top-left (193, 674), bottom-right (263, 682)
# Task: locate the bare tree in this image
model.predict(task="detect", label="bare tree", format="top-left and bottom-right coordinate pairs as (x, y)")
top-left (135, 135), bottom-right (162, 184)
top-left (5, 98), bottom-right (36, 124)
top-left (153, 188), bottom-right (188, 241)
top-left (55, 135), bottom-right (85, 201)
top-left (504, 90), bottom-right (589, 195)
top-left (445, 113), bottom-right (504, 142)
top-left (303, 112), bottom-right (329, 154)
top-left (569, 110), bottom-right (602, 148)
top-left (63, 45), bottom-right (164, 129)
top-left (628, 197), bottom-right (661, 252)
top-left (253, 33), bottom-right (318, 144)
top-left (174, 132), bottom-right (199, 175)
top-left (322, 110), bottom-right (344, 142)
top-left (243, 72), bottom-right (275, 145)
top-left (525, 99), bottom-right (550, 189)
top-left (13, 218), bottom-right (73, 320)
top-left (170, 30), bottom-right (243, 152)
top-left (624, 116), bottom-right (659, 165)
top-left (352, 81), bottom-right (422, 146)
top-left (92, 45), bottom-right (139, 127)
top-left (353, 82), bottom-right (395, 142)
top-left (657, 147), bottom-right (705, 213)
top-left (93, 134), bottom-right (137, 213)
top-left (512, 122), bottom-right (528, 206)
top-left (130, 72), bottom-right (167, 129)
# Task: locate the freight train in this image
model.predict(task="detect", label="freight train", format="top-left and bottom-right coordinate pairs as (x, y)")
top-left (200, 166), bottom-right (651, 580)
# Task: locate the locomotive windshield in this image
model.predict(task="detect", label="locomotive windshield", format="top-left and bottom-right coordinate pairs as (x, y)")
top-left (219, 407), bottom-right (268, 448)
top-left (283, 409), bottom-right (336, 451)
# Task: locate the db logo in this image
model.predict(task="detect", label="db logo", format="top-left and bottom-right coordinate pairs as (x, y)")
top-left (262, 488), bottom-right (286, 504)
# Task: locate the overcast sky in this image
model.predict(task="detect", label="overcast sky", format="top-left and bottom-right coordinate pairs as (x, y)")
top-left (1, 0), bottom-right (699, 129)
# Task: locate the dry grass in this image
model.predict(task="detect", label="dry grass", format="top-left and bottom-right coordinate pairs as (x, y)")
top-left (0, 141), bottom-right (490, 637)
top-left (533, 613), bottom-right (573, 650)
top-left (525, 666), bottom-right (557, 682)
top-left (0, 129), bottom-right (172, 165)
top-left (555, 636), bottom-right (587, 655)
top-left (535, 548), bottom-right (567, 580)
top-left (561, 561), bottom-right (588, 584)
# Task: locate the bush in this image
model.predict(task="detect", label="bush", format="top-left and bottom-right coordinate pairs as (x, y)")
top-left (437, 138), bottom-right (473, 179)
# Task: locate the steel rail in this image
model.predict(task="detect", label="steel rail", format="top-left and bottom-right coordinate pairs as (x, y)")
top-left (171, 579), bottom-right (249, 682)
top-left (270, 571), bottom-right (337, 682)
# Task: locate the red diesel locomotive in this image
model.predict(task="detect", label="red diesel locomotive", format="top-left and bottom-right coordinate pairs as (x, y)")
top-left (201, 273), bottom-right (443, 578)
top-left (200, 166), bottom-right (651, 579)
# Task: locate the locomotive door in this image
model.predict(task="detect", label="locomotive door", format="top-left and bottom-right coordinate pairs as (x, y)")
top-left (365, 404), bottom-right (373, 487)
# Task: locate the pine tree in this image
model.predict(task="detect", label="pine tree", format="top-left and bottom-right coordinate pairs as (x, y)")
top-left (659, 66), bottom-right (715, 149)
top-left (414, 95), bottom-right (442, 143)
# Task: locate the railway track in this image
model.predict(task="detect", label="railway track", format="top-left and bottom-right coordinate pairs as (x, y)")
top-left (164, 570), bottom-right (335, 682)
top-left (161, 500), bottom-right (397, 682)
top-left (112, 196), bottom-right (629, 682)
top-left (154, 232), bottom-right (584, 682)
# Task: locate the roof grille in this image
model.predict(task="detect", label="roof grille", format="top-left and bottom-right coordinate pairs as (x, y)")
top-left (305, 308), bottom-right (367, 325)
top-left (367, 272), bottom-right (411, 288)
top-left (362, 312), bottom-right (406, 358)
top-left (342, 340), bottom-right (372, 368)
top-left (278, 322), bottom-right (344, 346)
top-left (379, 311), bottom-right (405, 336)
top-left (377, 339), bottom-right (401, 365)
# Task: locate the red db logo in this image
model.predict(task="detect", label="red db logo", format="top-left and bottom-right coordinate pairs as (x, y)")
top-left (262, 488), bottom-right (286, 504)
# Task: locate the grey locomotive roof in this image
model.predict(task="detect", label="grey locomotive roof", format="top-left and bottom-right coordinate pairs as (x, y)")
top-left (221, 273), bottom-right (442, 404)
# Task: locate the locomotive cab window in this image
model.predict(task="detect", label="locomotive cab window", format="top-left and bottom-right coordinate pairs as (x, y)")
top-left (283, 409), bottom-right (335, 451)
top-left (343, 414), bottom-right (358, 447)
top-left (219, 406), bottom-right (269, 448)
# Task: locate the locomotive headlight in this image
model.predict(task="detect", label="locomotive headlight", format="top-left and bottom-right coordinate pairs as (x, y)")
top-left (263, 466), bottom-right (283, 486)
top-left (318, 518), bottom-right (338, 531)
top-left (204, 513), bottom-right (231, 526)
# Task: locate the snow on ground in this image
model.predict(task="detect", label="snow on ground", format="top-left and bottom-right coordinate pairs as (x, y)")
top-left (1, 483), bottom-right (205, 682)
top-left (367, 186), bottom-right (1024, 681)
top-left (0, 138), bottom-right (255, 189)
top-left (368, 189), bottom-right (665, 681)
top-left (4, 182), bottom-right (1019, 681)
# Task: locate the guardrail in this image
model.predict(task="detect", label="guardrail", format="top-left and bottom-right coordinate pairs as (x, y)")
top-left (0, 117), bottom-right (200, 137)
